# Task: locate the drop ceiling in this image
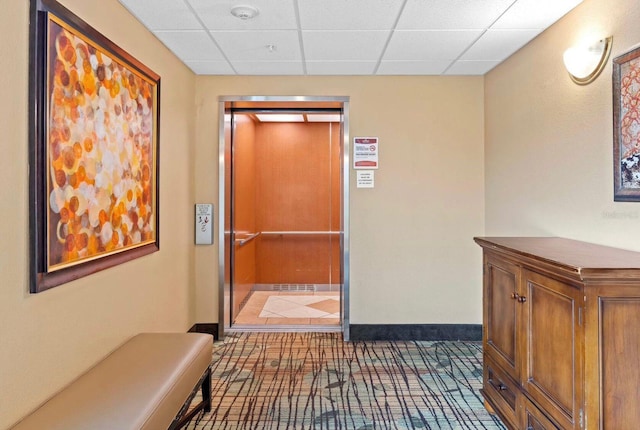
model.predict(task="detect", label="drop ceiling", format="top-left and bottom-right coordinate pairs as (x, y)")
top-left (117, 0), bottom-right (583, 76)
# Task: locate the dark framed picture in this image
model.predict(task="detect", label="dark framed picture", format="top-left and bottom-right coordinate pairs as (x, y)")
top-left (613, 45), bottom-right (640, 201)
top-left (29, 0), bottom-right (160, 293)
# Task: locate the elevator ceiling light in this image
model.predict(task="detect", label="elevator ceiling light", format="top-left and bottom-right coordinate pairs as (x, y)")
top-left (230, 5), bottom-right (259, 20)
top-left (255, 114), bottom-right (305, 122)
top-left (306, 114), bottom-right (341, 122)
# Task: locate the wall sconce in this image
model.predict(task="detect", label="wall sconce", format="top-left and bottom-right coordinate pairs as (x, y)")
top-left (563, 37), bottom-right (612, 85)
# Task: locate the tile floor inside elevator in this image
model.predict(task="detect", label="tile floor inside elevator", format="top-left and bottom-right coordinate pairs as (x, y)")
top-left (233, 291), bottom-right (341, 327)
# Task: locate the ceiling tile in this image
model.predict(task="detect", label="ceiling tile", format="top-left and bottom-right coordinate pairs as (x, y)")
top-left (187, 0), bottom-right (298, 30)
top-left (306, 61), bottom-right (378, 75)
top-left (119, 0), bottom-right (585, 75)
top-left (118, 0), bottom-right (202, 30)
top-left (398, 0), bottom-right (517, 30)
top-left (154, 30), bottom-right (225, 61)
top-left (377, 60), bottom-right (453, 75)
top-left (445, 60), bottom-right (502, 75)
top-left (492, 0), bottom-right (583, 29)
top-left (384, 30), bottom-right (483, 61)
top-left (459, 29), bottom-right (542, 61)
top-left (231, 61), bottom-right (304, 75)
top-left (185, 61), bottom-right (235, 75)
top-left (298, 0), bottom-right (403, 30)
top-left (303, 31), bottom-right (390, 61)
top-left (211, 31), bottom-right (301, 61)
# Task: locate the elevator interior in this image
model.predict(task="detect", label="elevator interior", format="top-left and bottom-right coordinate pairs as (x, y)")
top-left (219, 97), bottom-right (350, 337)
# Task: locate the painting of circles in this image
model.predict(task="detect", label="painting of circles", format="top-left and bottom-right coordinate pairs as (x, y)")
top-left (29, 0), bottom-right (160, 292)
top-left (47, 15), bottom-right (157, 269)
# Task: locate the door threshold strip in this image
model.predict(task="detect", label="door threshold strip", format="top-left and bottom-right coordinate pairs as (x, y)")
top-left (228, 324), bottom-right (342, 333)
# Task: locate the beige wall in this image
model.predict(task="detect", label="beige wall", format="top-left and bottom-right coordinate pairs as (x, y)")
top-left (0, 0), bottom-right (196, 427)
top-left (485, 0), bottom-right (640, 250)
top-left (10, 0), bottom-right (633, 425)
top-left (194, 76), bottom-right (486, 325)
top-left (14, 0), bottom-right (623, 424)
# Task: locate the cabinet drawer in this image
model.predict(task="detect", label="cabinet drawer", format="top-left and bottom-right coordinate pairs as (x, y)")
top-left (483, 355), bottom-right (518, 429)
top-left (522, 396), bottom-right (561, 430)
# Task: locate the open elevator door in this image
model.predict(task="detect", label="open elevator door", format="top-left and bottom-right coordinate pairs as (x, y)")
top-left (218, 97), bottom-right (350, 340)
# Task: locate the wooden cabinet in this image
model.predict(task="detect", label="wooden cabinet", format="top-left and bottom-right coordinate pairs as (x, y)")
top-left (475, 237), bottom-right (640, 430)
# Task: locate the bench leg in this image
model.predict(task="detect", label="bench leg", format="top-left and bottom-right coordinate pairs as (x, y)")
top-left (171, 366), bottom-right (213, 430)
top-left (202, 367), bottom-right (212, 412)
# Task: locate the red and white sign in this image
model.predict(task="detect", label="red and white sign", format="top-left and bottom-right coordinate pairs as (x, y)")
top-left (353, 137), bottom-right (379, 169)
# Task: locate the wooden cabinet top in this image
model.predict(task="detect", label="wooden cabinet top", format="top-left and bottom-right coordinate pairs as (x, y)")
top-left (474, 237), bottom-right (640, 282)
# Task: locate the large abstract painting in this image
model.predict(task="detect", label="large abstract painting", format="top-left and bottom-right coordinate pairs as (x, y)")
top-left (29, 0), bottom-right (160, 292)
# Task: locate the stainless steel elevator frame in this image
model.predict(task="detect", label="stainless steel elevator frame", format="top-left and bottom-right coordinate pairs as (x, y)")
top-left (217, 96), bottom-right (350, 341)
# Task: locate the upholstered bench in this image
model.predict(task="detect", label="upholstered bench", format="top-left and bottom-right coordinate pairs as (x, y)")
top-left (10, 332), bottom-right (213, 430)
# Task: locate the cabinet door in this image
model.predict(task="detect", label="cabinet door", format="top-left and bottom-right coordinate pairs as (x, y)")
top-left (584, 287), bottom-right (640, 429)
top-left (484, 254), bottom-right (520, 379)
top-left (520, 269), bottom-right (584, 430)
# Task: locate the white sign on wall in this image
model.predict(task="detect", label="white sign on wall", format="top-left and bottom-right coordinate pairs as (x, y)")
top-left (357, 170), bottom-right (375, 188)
top-left (353, 137), bottom-right (379, 169)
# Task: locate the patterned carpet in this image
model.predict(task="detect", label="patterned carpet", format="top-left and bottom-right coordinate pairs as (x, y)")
top-left (185, 332), bottom-right (506, 430)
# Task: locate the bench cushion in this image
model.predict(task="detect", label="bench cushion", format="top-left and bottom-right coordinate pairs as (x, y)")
top-left (11, 333), bottom-right (212, 430)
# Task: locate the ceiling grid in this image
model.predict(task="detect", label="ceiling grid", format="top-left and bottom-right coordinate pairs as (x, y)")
top-left (118, 0), bottom-right (583, 76)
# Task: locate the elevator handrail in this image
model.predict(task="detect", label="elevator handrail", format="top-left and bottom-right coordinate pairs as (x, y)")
top-left (235, 232), bottom-right (261, 246)
top-left (260, 231), bottom-right (342, 235)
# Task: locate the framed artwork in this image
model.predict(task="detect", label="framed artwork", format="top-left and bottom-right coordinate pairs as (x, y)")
top-left (29, 0), bottom-right (160, 293)
top-left (613, 45), bottom-right (640, 201)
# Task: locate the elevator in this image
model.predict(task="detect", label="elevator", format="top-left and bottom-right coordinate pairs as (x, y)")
top-left (218, 96), bottom-right (350, 339)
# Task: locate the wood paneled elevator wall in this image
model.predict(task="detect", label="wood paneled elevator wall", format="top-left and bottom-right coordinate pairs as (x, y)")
top-left (232, 115), bottom-right (341, 323)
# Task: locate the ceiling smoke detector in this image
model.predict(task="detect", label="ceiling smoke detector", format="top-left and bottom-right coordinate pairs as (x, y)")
top-left (230, 5), bottom-right (259, 20)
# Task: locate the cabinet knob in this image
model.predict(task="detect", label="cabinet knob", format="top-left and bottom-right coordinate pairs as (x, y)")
top-left (488, 378), bottom-right (508, 391)
top-left (510, 292), bottom-right (527, 303)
